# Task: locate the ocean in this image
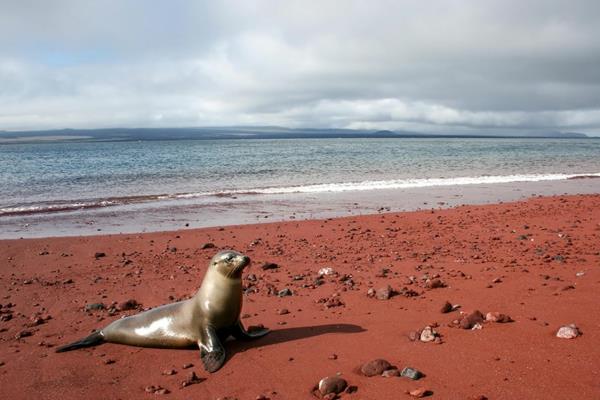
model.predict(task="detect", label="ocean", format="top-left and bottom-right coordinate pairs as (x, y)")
top-left (1, 138), bottom-right (600, 238)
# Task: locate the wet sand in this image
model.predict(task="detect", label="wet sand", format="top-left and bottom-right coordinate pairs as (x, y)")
top-left (1, 194), bottom-right (599, 399)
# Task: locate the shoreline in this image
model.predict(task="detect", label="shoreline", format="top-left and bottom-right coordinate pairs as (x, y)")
top-left (1, 194), bottom-right (599, 399)
top-left (2, 177), bottom-right (600, 239)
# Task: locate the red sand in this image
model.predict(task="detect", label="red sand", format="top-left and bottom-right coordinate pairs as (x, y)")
top-left (1, 194), bottom-right (599, 399)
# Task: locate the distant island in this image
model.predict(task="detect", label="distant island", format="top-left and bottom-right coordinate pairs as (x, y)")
top-left (0, 126), bottom-right (589, 144)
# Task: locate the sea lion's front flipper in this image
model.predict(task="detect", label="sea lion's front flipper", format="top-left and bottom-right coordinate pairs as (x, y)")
top-left (198, 326), bottom-right (226, 373)
top-left (231, 320), bottom-right (270, 341)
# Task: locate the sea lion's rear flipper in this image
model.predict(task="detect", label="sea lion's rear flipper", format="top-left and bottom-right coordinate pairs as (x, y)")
top-left (231, 320), bottom-right (270, 341)
top-left (55, 331), bottom-right (104, 353)
top-left (198, 327), bottom-right (226, 373)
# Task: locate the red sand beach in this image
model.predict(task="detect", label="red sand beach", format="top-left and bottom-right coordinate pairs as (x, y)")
top-left (1, 194), bottom-right (599, 399)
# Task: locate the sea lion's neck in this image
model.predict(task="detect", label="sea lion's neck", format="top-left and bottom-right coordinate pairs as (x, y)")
top-left (195, 268), bottom-right (243, 326)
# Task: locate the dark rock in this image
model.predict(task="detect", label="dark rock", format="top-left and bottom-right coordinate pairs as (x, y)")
top-left (15, 330), bottom-right (33, 339)
top-left (181, 371), bottom-right (203, 387)
top-left (85, 303), bottom-right (105, 312)
top-left (182, 363), bottom-right (194, 369)
top-left (318, 376), bottom-right (347, 396)
top-left (360, 358), bottom-right (393, 376)
top-left (277, 308), bottom-right (290, 315)
top-left (460, 310), bottom-right (484, 329)
top-left (400, 367), bottom-right (423, 380)
top-left (261, 262), bottom-right (279, 271)
top-left (201, 243), bottom-right (215, 249)
top-left (118, 299), bottom-right (139, 311)
top-left (345, 385), bottom-right (358, 394)
top-left (440, 301), bottom-right (453, 313)
top-left (277, 288), bottom-right (292, 297)
top-left (94, 252), bottom-right (106, 259)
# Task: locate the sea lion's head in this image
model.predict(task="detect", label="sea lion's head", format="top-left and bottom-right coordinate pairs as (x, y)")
top-left (211, 250), bottom-right (250, 278)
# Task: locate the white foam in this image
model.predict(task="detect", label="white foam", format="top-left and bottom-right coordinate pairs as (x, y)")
top-left (220, 172), bottom-right (600, 195)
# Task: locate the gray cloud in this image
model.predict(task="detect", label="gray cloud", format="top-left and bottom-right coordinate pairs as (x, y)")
top-left (1, 0), bottom-right (600, 135)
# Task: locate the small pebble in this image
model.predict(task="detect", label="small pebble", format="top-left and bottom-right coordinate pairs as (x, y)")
top-left (361, 358), bottom-right (393, 376)
top-left (419, 326), bottom-right (436, 342)
top-left (318, 376), bottom-right (347, 396)
top-left (376, 285), bottom-right (393, 300)
top-left (262, 262), bottom-right (279, 270)
top-left (556, 324), bottom-right (581, 339)
top-left (409, 387), bottom-right (432, 398)
top-left (382, 368), bottom-right (400, 377)
top-left (440, 301), bottom-right (453, 313)
top-left (401, 367), bottom-right (423, 380)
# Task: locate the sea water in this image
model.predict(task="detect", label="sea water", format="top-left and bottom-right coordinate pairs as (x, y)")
top-left (1, 138), bottom-right (599, 237)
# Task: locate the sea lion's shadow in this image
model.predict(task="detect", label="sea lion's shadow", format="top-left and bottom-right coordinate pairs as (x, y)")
top-left (225, 323), bottom-right (366, 360)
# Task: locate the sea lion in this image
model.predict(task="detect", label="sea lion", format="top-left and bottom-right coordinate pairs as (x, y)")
top-left (56, 250), bottom-right (269, 372)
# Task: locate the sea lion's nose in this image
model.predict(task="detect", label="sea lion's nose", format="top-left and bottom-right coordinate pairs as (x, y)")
top-left (240, 255), bottom-right (250, 266)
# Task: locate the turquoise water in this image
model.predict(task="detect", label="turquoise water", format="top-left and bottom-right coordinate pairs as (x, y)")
top-left (1, 138), bottom-right (600, 215)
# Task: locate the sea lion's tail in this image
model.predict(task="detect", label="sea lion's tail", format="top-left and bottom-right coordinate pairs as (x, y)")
top-left (55, 331), bottom-right (104, 352)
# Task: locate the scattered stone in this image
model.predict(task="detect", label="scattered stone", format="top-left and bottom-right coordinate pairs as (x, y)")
top-left (471, 323), bottom-right (483, 330)
top-left (181, 371), bottom-right (203, 387)
top-left (576, 271), bottom-right (585, 277)
top-left (277, 288), bottom-right (292, 297)
top-left (118, 299), bottom-right (139, 311)
top-left (556, 324), bottom-right (581, 339)
top-left (425, 278), bottom-right (445, 289)
top-left (440, 301), bottom-right (453, 313)
top-left (278, 308), bottom-right (290, 315)
top-left (459, 310), bottom-right (484, 329)
top-left (261, 262), bottom-right (278, 271)
top-left (400, 367), bottom-right (423, 380)
top-left (366, 288), bottom-right (376, 298)
top-left (85, 303), bottom-right (105, 312)
top-left (318, 376), bottom-right (347, 396)
top-left (408, 388), bottom-right (432, 398)
top-left (345, 385), bottom-right (358, 394)
top-left (104, 358), bottom-right (116, 365)
top-left (419, 326), bottom-right (437, 342)
top-left (485, 312), bottom-right (513, 323)
top-left (328, 353), bottom-right (338, 360)
top-left (162, 369), bottom-right (177, 375)
top-left (182, 363), bottom-right (194, 369)
top-left (145, 385), bottom-right (169, 395)
top-left (360, 358), bottom-right (393, 376)
top-left (376, 285), bottom-right (394, 300)
top-left (408, 330), bottom-right (421, 341)
top-left (94, 252), bottom-right (106, 259)
top-left (382, 368), bottom-right (401, 377)
top-left (318, 267), bottom-right (335, 276)
top-left (15, 330), bottom-right (33, 339)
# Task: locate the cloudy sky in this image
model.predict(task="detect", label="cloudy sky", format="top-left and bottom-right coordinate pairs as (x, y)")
top-left (1, 0), bottom-right (600, 135)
